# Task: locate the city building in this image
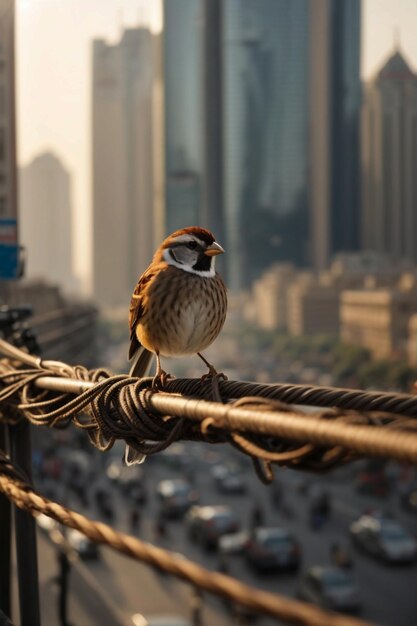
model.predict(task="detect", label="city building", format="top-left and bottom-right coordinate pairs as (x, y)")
top-left (201, 0), bottom-right (225, 250)
top-left (326, 251), bottom-right (407, 289)
top-left (408, 314), bottom-right (417, 367)
top-left (251, 263), bottom-right (296, 330)
top-left (250, 252), bottom-right (417, 342)
top-left (309, 0), bottom-right (362, 269)
top-left (340, 282), bottom-right (417, 360)
top-left (163, 0), bottom-right (203, 234)
top-left (0, 279), bottom-right (64, 316)
top-left (19, 152), bottom-right (78, 294)
top-left (287, 273), bottom-right (341, 336)
top-left (222, 0), bottom-right (310, 288)
top-left (361, 48), bottom-right (417, 264)
top-left (0, 0), bottom-right (18, 279)
top-left (0, 279), bottom-right (98, 366)
top-left (92, 27), bottom-right (164, 308)
top-left (215, 0), bottom-right (361, 288)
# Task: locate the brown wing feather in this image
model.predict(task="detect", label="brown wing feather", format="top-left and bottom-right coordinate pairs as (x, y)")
top-left (128, 262), bottom-right (170, 359)
top-left (128, 267), bottom-right (156, 359)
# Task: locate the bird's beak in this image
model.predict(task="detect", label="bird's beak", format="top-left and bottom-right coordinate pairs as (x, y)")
top-left (204, 242), bottom-right (225, 257)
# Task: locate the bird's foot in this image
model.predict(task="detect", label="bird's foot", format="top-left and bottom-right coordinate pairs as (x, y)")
top-left (152, 369), bottom-right (173, 390)
top-left (200, 365), bottom-right (228, 384)
top-left (197, 352), bottom-right (228, 383)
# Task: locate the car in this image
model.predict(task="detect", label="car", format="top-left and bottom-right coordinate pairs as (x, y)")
top-left (355, 460), bottom-right (389, 497)
top-left (217, 470), bottom-right (248, 495)
top-left (107, 462), bottom-right (147, 499)
top-left (159, 444), bottom-right (192, 471)
top-left (106, 459), bottom-right (122, 482)
top-left (350, 515), bottom-right (417, 563)
top-left (119, 466), bottom-right (147, 500)
top-left (297, 566), bottom-right (361, 612)
top-left (66, 529), bottom-right (100, 560)
top-left (218, 531), bottom-right (250, 555)
top-left (244, 527), bottom-right (301, 572)
top-left (132, 614), bottom-right (192, 626)
top-left (400, 484), bottom-right (417, 515)
top-left (186, 505), bottom-right (240, 549)
top-left (156, 479), bottom-right (199, 518)
top-left (211, 462), bottom-right (248, 494)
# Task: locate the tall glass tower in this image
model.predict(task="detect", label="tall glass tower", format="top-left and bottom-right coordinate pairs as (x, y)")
top-left (163, 0), bottom-right (203, 234)
top-left (162, 0), bottom-right (361, 288)
top-left (222, 0), bottom-right (310, 288)
top-left (309, 0), bottom-right (361, 269)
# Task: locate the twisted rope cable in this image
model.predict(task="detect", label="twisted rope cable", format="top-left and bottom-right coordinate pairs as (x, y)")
top-left (2, 362), bottom-right (417, 468)
top-left (3, 336), bottom-right (417, 415)
top-left (164, 377), bottom-right (417, 416)
top-left (2, 339), bottom-right (417, 469)
top-left (0, 452), bottom-right (372, 626)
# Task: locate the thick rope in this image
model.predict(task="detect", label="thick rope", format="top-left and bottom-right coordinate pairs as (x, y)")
top-left (0, 452), bottom-right (372, 626)
top-left (2, 363), bottom-right (417, 471)
top-left (1, 339), bottom-right (417, 471)
top-left (164, 377), bottom-right (417, 417)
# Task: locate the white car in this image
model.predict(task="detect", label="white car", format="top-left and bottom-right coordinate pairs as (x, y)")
top-left (132, 615), bottom-right (191, 626)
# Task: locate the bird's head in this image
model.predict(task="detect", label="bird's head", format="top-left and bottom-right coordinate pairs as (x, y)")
top-left (157, 226), bottom-right (224, 277)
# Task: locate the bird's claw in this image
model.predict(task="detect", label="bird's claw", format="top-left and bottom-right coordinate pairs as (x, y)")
top-left (152, 370), bottom-right (173, 390)
top-left (200, 366), bottom-right (228, 384)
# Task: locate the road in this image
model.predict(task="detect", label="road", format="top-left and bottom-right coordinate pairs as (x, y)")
top-left (31, 440), bottom-right (417, 626)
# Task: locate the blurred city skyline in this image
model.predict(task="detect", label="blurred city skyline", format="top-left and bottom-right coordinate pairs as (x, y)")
top-left (16, 0), bottom-right (417, 294)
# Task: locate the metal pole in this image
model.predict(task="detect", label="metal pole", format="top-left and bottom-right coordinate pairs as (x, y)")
top-left (0, 425), bottom-right (11, 618)
top-left (9, 420), bottom-right (41, 626)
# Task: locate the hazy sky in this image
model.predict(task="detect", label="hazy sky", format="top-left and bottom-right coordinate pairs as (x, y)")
top-left (16, 0), bottom-right (417, 293)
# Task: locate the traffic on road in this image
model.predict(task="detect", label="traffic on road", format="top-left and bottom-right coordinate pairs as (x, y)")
top-left (33, 436), bottom-right (417, 626)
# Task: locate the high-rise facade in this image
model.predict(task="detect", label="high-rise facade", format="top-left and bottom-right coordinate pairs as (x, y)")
top-left (92, 28), bottom-right (164, 308)
top-left (219, 0), bottom-right (361, 288)
top-left (162, 1), bottom-right (361, 290)
top-left (222, 0), bottom-right (310, 288)
top-left (163, 0), bottom-right (203, 234)
top-left (309, 0), bottom-right (361, 270)
top-left (19, 152), bottom-right (77, 293)
top-left (0, 0), bottom-right (18, 279)
top-left (361, 50), bottom-right (417, 263)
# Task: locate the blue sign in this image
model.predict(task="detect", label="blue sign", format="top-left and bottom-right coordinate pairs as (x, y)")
top-left (0, 218), bottom-right (19, 279)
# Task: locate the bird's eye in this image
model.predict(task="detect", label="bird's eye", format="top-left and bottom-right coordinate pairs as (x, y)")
top-left (188, 241), bottom-right (197, 249)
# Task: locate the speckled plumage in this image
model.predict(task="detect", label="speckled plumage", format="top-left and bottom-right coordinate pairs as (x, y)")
top-left (128, 227), bottom-right (227, 365)
top-left (126, 227), bottom-right (226, 464)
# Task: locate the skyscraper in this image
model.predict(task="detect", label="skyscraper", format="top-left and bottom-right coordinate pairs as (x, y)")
top-left (309, 0), bottom-right (361, 269)
top-left (222, 0), bottom-right (310, 288)
top-left (201, 0), bottom-right (225, 249)
top-left (163, 0), bottom-right (203, 234)
top-left (163, 0), bottom-right (361, 289)
top-left (0, 0), bottom-right (18, 279)
top-left (19, 152), bottom-right (77, 293)
top-left (92, 28), bottom-right (164, 308)
top-left (361, 49), bottom-right (417, 263)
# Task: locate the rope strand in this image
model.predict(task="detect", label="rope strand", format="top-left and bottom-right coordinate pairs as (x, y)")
top-left (0, 451), bottom-right (373, 626)
top-left (1, 336), bottom-right (417, 469)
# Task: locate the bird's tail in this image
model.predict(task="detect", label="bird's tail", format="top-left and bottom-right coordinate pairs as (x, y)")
top-left (129, 346), bottom-right (154, 378)
top-left (125, 346), bottom-right (154, 465)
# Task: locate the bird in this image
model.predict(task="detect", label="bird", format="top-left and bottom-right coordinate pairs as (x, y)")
top-left (126, 226), bottom-right (227, 465)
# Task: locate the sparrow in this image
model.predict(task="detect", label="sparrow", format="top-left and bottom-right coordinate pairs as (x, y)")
top-left (125, 226), bottom-right (227, 464)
